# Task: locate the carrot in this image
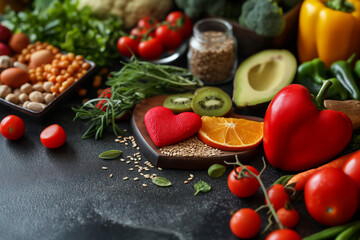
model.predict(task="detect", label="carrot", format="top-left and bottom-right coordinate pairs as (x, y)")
top-left (286, 149), bottom-right (360, 191)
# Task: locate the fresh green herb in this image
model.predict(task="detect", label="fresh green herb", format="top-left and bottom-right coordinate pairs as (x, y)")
top-left (72, 58), bottom-right (203, 139)
top-left (272, 174), bottom-right (294, 186)
top-left (2, 0), bottom-right (124, 66)
top-left (194, 180), bottom-right (211, 196)
top-left (99, 150), bottom-right (122, 159)
top-left (207, 164), bottom-right (226, 178)
top-left (152, 177), bottom-right (172, 187)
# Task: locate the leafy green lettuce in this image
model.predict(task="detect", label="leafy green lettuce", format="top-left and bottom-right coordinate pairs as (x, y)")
top-left (3, 0), bottom-right (125, 66)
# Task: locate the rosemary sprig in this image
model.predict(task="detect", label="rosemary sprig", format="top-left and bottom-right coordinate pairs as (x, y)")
top-left (72, 58), bottom-right (203, 139)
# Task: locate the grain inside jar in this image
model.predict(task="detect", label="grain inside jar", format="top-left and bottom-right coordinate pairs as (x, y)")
top-left (188, 18), bottom-right (237, 84)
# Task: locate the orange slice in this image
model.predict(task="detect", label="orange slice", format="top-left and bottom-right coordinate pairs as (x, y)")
top-left (198, 116), bottom-right (264, 151)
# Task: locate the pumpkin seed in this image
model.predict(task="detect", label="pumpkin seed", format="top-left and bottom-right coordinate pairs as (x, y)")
top-left (98, 150), bottom-right (122, 159)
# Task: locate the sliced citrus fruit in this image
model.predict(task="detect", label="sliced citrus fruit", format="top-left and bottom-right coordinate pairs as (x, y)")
top-left (198, 116), bottom-right (264, 151)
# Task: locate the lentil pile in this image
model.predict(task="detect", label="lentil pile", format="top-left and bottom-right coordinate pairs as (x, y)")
top-left (159, 136), bottom-right (222, 157)
top-left (189, 31), bottom-right (235, 84)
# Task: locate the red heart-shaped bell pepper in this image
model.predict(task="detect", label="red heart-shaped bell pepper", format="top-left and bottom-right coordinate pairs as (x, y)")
top-left (263, 82), bottom-right (353, 171)
top-left (144, 106), bottom-right (202, 147)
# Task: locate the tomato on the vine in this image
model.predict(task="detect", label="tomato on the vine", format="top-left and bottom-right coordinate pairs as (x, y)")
top-left (155, 24), bottom-right (183, 50)
top-left (166, 11), bottom-right (193, 38)
top-left (305, 167), bottom-right (358, 226)
top-left (230, 208), bottom-right (261, 239)
top-left (117, 36), bottom-right (139, 58)
top-left (40, 124), bottom-right (66, 149)
top-left (137, 16), bottom-right (159, 29)
top-left (266, 184), bottom-right (290, 211)
top-left (227, 166), bottom-right (260, 198)
top-left (266, 229), bottom-right (302, 240)
top-left (0, 115), bottom-right (25, 140)
top-left (342, 155), bottom-right (360, 199)
top-left (130, 27), bottom-right (155, 41)
top-left (137, 37), bottom-right (163, 60)
top-left (276, 206), bottom-right (299, 228)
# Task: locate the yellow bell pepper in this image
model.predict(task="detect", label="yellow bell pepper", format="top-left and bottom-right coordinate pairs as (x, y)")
top-left (297, 0), bottom-right (360, 67)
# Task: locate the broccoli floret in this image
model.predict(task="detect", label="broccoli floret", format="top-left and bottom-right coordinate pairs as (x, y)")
top-left (175, 0), bottom-right (226, 19)
top-left (239, 0), bottom-right (285, 37)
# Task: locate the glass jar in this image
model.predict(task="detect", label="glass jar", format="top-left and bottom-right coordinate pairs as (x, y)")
top-left (188, 18), bottom-right (238, 85)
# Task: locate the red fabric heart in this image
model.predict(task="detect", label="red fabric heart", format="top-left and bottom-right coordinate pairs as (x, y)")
top-left (144, 106), bottom-right (202, 147)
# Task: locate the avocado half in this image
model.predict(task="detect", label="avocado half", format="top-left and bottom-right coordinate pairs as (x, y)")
top-left (233, 49), bottom-right (297, 107)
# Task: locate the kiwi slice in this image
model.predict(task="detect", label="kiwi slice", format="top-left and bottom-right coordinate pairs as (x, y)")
top-left (191, 87), bottom-right (232, 116)
top-left (163, 93), bottom-right (195, 113)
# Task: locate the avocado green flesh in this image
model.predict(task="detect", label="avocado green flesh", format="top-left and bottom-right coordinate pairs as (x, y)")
top-left (233, 49), bottom-right (297, 107)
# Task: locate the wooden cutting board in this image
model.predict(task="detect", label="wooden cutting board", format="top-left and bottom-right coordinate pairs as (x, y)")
top-left (130, 95), bottom-right (264, 169)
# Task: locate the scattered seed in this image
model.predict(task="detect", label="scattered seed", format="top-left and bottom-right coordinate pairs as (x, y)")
top-left (120, 158), bottom-right (125, 162)
top-left (144, 174), bottom-right (150, 179)
top-left (129, 168), bottom-right (134, 171)
top-left (184, 180), bottom-right (189, 184)
top-left (158, 167), bottom-right (163, 171)
top-left (109, 174), bottom-right (113, 178)
top-left (190, 174), bottom-right (194, 178)
top-left (134, 161), bottom-right (139, 164)
top-left (126, 161), bottom-right (130, 164)
top-left (123, 177), bottom-right (129, 180)
top-left (133, 177), bottom-right (139, 181)
top-left (142, 184), bottom-right (147, 187)
top-left (125, 143), bottom-right (129, 146)
top-left (102, 167), bottom-right (108, 170)
top-left (188, 177), bottom-right (193, 181)
top-left (136, 147), bottom-right (140, 150)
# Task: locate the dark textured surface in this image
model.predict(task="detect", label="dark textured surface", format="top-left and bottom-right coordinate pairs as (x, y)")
top-left (0, 74), bottom-right (352, 240)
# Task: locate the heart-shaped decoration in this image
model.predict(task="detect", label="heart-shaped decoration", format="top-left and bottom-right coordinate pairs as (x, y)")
top-left (263, 84), bottom-right (353, 171)
top-left (144, 106), bottom-right (202, 147)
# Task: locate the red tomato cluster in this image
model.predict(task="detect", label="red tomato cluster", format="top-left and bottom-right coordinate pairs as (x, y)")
top-left (117, 11), bottom-right (193, 60)
top-left (227, 165), bottom-right (301, 239)
top-left (0, 114), bottom-right (66, 148)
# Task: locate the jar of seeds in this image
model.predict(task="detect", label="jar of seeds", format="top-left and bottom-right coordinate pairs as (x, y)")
top-left (188, 18), bottom-right (237, 85)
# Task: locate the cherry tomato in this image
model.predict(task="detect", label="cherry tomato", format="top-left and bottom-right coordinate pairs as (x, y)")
top-left (276, 207), bottom-right (299, 228)
top-left (155, 24), bottom-right (183, 50)
top-left (130, 27), bottom-right (155, 41)
top-left (227, 166), bottom-right (260, 198)
top-left (166, 11), bottom-right (193, 38)
top-left (117, 36), bottom-right (139, 58)
top-left (230, 208), bottom-right (261, 239)
top-left (137, 16), bottom-right (159, 29)
top-left (137, 37), bottom-right (163, 60)
top-left (266, 229), bottom-right (302, 240)
top-left (266, 184), bottom-right (290, 211)
top-left (95, 88), bottom-right (112, 111)
top-left (40, 124), bottom-right (66, 148)
top-left (305, 167), bottom-right (358, 226)
top-left (0, 115), bottom-right (25, 140)
top-left (343, 155), bottom-right (360, 200)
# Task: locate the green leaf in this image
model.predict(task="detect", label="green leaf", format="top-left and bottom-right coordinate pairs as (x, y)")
top-left (194, 181), bottom-right (211, 196)
top-left (152, 177), bottom-right (172, 187)
top-left (98, 150), bottom-right (122, 160)
top-left (208, 164), bottom-right (226, 178)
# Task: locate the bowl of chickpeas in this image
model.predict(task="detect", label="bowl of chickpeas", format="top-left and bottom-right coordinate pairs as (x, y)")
top-left (0, 41), bottom-right (96, 117)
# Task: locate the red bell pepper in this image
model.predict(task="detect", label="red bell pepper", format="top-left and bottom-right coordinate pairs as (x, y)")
top-left (263, 80), bottom-right (353, 171)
